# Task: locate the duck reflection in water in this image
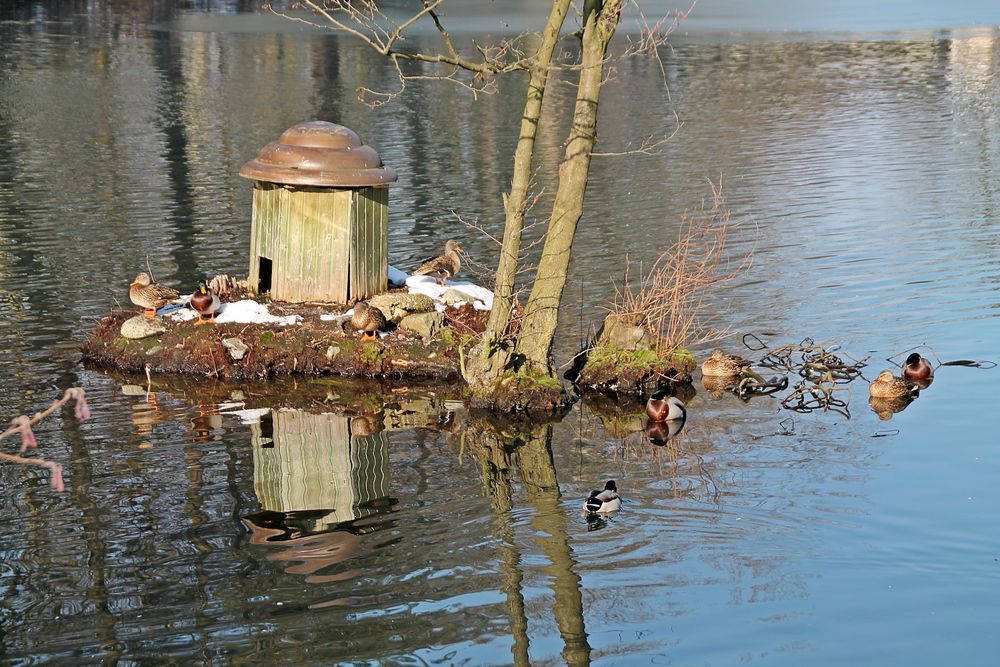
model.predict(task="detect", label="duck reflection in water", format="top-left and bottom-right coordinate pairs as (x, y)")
top-left (701, 374), bottom-right (729, 400)
top-left (644, 417), bottom-right (687, 445)
top-left (869, 394), bottom-right (916, 421)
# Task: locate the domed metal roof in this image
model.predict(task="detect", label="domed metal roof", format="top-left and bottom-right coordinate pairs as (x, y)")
top-left (239, 121), bottom-right (397, 187)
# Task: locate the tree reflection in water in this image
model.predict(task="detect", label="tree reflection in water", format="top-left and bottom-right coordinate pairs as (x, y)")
top-left (466, 416), bottom-right (592, 667)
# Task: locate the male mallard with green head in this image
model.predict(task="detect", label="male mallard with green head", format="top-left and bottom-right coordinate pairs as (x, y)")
top-left (869, 370), bottom-right (919, 398)
top-left (902, 353), bottom-right (934, 383)
top-left (190, 280), bottom-right (221, 325)
top-left (130, 272), bottom-right (181, 319)
top-left (645, 391), bottom-right (687, 422)
top-left (413, 239), bottom-right (463, 285)
top-left (351, 301), bottom-right (387, 339)
top-left (701, 349), bottom-right (752, 377)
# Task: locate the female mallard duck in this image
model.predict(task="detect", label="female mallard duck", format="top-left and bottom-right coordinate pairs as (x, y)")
top-left (584, 480), bottom-right (621, 514)
top-left (701, 349), bottom-right (752, 377)
top-left (413, 240), bottom-right (463, 285)
top-left (645, 391), bottom-right (687, 422)
top-left (190, 280), bottom-right (221, 325)
top-left (902, 353), bottom-right (934, 383)
top-left (130, 272), bottom-right (181, 319)
top-left (869, 370), bottom-right (919, 398)
top-left (351, 301), bottom-right (387, 339)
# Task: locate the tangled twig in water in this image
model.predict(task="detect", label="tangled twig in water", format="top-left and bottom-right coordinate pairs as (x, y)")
top-left (741, 335), bottom-right (868, 418)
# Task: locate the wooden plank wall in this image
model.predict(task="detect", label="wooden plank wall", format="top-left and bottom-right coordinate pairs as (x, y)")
top-left (248, 182), bottom-right (281, 290)
top-left (249, 183), bottom-right (388, 303)
top-left (349, 187), bottom-right (389, 300)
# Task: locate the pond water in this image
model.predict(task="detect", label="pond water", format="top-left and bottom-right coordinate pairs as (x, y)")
top-left (1, 1), bottom-right (1000, 665)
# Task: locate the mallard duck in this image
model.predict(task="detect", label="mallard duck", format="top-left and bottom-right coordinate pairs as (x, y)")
top-left (190, 280), bottom-right (221, 325)
top-left (583, 480), bottom-right (621, 514)
top-left (701, 349), bottom-right (752, 377)
top-left (412, 240), bottom-right (463, 285)
top-left (902, 353), bottom-right (934, 383)
top-left (645, 391), bottom-right (687, 422)
top-left (351, 301), bottom-right (387, 339)
top-left (869, 370), bottom-right (918, 398)
top-left (130, 272), bottom-right (181, 319)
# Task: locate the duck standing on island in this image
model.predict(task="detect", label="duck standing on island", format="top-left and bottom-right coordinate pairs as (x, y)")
top-left (130, 272), bottom-right (181, 319)
top-left (412, 239), bottom-right (463, 285)
top-left (351, 301), bottom-right (387, 339)
top-left (190, 280), bottom-right (221, 325)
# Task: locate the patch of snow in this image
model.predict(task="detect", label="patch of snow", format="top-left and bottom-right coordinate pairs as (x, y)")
top-left (170, 308), bottom-right (198, 322)
top-left (405, 275), bottom-right (494, 311)
top-left (169, 299), bottom-right (302, 325)
top-left (387, 265), bottom-right (409, 286)
top-left (321, 308), bottom-right (354, 321)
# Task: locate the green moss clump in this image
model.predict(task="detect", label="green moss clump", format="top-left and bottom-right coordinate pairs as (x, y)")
top-left (357, 341), bottom-right (387, 365)
top-left (575, 344), bottom-right (695, 393)
top-left (503, 365), bottom-right (562, 391)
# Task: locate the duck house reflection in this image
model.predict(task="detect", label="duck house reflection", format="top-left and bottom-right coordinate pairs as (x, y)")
top-left (250, 409), bottom-right (391, 527)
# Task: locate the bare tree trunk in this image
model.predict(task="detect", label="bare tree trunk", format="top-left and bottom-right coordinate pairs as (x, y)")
top-left (514, 2), bottom-right (623, 375)
top-left (470, 0), bottom-right (572, 387)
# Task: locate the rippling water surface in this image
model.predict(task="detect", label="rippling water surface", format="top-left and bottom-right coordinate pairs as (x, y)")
top-left (1, 2), bottom-right (999, 665)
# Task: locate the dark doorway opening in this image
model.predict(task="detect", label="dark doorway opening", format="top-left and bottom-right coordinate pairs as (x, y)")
top-left (258, 257), bottom-right (273, 294)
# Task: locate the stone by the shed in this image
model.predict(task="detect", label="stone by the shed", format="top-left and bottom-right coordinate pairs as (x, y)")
top-left (326, 345), bottom-right (341, 361)
top-left (145, 345), bottom-right (163, 356)
top-left (399, 311), bottom-right (444, 340)
top-left (121, 315), bottom-right (168, 340)
top-left (367, 293), bottom-right (436, 322)
top-left (440, 289), bottom-right (478, 306)
top-left (222, 337), bottom-right (250, 361)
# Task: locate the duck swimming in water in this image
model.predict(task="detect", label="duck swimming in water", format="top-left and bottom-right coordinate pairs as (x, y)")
top-left (902, 353), bottom-right (934, 383)
top-left (869, 370), bottom-right (919, 398)
top-left (701, 349), bottom-right (753, 377)
top-left (584, 480), bottom-right (621, 514)
top-left (645, 391), bottom-right (687, 422)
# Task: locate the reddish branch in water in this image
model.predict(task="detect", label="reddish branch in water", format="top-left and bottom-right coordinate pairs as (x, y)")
top-left (0, 387), bottom-right (90, 492)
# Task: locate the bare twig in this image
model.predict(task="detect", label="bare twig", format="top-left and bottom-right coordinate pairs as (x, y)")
top-left (610, 179), bottom-right (755, 357)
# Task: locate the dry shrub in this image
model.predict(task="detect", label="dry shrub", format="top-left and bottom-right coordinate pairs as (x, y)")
top-left (612, 180), bottom-right (754, 356)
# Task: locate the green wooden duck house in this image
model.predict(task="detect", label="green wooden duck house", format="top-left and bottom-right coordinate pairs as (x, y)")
top-left (239, 121), bottom-right (397, 303)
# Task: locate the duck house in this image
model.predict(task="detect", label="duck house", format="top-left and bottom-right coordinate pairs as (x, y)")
top-left (239, 121), bottom-right (397, 303)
